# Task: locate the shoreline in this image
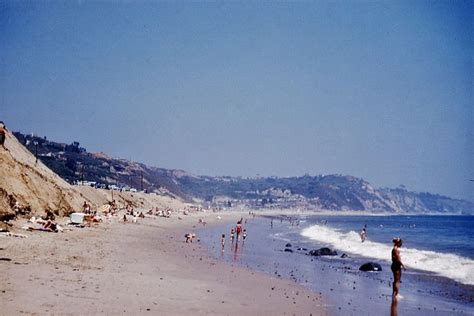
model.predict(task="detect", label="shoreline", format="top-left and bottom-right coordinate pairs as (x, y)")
top-left (198, 213), bottom-right (474, 315)
top-left (0, 210), bottom-right (328, 315)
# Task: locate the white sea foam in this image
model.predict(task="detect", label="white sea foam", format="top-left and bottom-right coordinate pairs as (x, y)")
top-left (301, 225), bottom-right (474, 286)
top-left (272, 232), bottom-right (292, 243)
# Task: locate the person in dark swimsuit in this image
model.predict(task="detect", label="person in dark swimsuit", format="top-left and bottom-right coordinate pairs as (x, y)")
top-left (391, 237), bottom-right (406, 298)
top-left (0, 121), bottom-right (6, 147)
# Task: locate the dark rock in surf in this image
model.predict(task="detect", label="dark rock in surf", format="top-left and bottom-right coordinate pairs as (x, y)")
top-left (284, 248), bottom-right (294, 253)
top-left (308, 247), bottom-right (338, 256)
top-left (297, 247), bottom-right (308, 251)
top-left (359, 262), bottom-right (382, 272)
top-left (340, 253), bottom-right (349, 258)
top-left (285, 243), bottom-right (292, 248)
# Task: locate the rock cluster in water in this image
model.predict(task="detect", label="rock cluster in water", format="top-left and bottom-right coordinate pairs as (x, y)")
top-left (308, 247), bottom-right (338, 256)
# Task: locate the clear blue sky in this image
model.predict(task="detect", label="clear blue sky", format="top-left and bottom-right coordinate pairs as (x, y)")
top-left (1, 1), bottom-right (472, 201)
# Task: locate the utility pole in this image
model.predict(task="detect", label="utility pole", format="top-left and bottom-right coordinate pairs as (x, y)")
top-left (81, 163), bottom-right (86, 183)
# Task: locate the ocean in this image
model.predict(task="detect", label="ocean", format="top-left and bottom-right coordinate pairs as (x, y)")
top-left (300, 215), bottom-right (474, 285)
top-left (199, 213), bottom-right (474, 315)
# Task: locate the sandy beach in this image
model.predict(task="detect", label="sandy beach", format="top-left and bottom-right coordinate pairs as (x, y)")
top-left (0, 211), bottom-right (327, 315)
top-left (0, 124), bottom-right (325, 315)
top-left (2, 2), bottom-right (472, 315)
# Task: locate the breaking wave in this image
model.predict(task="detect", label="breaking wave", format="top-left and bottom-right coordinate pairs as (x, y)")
top-left (301, 224), bottom-right (474, 285)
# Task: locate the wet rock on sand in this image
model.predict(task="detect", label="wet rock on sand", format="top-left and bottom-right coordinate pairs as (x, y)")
top-left (308, 247), bottom-right (337, 256)
top-left (359, 262), bottom-right (382, 272)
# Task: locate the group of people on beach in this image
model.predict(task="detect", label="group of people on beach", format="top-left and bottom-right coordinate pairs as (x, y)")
top-left (122, 204), bottom-right (145, 223)
top-left (221, 218), bottom-right (248, 252)
top-left (24, 209), bottom-right (62, 232)
top-left (147, 207), bottom-right (172, 218)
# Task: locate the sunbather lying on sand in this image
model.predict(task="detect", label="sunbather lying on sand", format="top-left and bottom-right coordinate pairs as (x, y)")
top-left (24, 220), bottom-right (59, 232)
top-left (42, 220), bottom-right (58, 232)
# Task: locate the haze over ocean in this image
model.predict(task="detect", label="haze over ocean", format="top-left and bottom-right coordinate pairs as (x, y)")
top-left (1, 1), bottom-right (472, 201)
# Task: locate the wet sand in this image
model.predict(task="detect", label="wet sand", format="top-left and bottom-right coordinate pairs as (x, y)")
top-left (0, 212), bottom-right (327, 315)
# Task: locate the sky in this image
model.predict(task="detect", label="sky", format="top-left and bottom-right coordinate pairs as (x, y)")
top-left (0, 1), bottom-right (472, 201)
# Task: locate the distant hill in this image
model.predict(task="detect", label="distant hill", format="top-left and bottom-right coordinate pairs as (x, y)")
top-left (12, 131), bottom-right (474, 214)
top-left (173, 174), bottom-right (473, 214)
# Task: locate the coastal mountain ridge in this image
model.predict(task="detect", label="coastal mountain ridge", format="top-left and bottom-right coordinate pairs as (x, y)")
top-left (11, 131), bottom-right (474, 214)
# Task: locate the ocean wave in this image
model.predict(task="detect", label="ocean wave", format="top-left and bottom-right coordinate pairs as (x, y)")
top-left (301, 224), bottom-right (474, 286)
top-left (272, 232), bottom-right (292, 243)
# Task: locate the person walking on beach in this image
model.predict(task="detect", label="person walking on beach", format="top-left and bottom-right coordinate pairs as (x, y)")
top-left (230, 228), bottom-right (235, 243)
top-left (221, 234), bottom-right (225, 251)
top-left (236, 222), bottom-right (242, 240)
top-left (391, 237), bottom-right (407, 298)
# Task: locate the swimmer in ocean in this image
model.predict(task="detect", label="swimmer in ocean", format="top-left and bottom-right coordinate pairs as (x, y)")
top-left (360, 224), bottom-right (367, 242)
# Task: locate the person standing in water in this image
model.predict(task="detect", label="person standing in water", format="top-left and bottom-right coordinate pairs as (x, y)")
top-left (391, 237), bottom-right (407, 298)
top-left (360, 224), bottom-right (368, 242)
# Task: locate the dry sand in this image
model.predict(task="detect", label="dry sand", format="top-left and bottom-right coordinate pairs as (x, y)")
top-left (0, 211), bottom-right (327, 315)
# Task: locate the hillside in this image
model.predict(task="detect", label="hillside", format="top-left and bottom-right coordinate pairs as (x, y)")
top-left (11, 131), bottom-right (474, 214)
top-left (0, 129), bottom-right (86, 220)
top-left (173, 174), bottom-right (473, 214)
top-left (0, 129), bottom-right (185, 221)
top-left (12, 132), bottom-right (185, 198)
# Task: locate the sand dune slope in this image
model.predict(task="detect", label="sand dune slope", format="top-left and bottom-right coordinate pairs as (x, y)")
top-left (0, 129), bottom-right (86, 219)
